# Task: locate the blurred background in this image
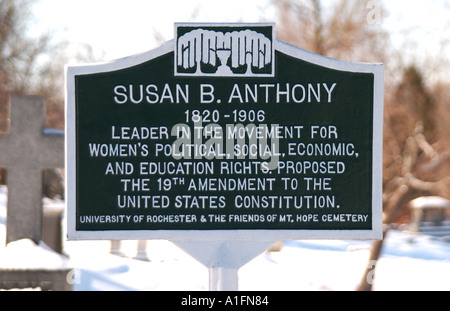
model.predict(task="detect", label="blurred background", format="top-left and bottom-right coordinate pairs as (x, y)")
top-left (0, 0), bottom-right (449, 291)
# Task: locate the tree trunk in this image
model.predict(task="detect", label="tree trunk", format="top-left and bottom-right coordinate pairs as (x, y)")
top-left (356, 226), bottom-right (388, 291)
top-left (356, 185), bottom-right (415, 291)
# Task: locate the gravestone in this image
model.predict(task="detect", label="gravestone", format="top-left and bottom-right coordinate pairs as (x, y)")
top-left (0, 95), bottom-right (64, 244)
top-left (0, 95), bottom-right (72, 291)
top-left (0, 239), bottom-right (72, 291)
top-left (409, 196), bottom-right (450, 236)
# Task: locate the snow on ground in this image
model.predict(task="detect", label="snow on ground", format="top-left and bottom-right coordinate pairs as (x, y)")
top-left (1, 185), bottom-right (449, 291)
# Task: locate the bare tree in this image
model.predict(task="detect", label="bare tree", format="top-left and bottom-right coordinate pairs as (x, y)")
top-left (0, 0), bottom-right (98, 131)
top-left (272, 0), bottom-right (450, 291)
top-left (0, 0), bottom-right (96, 187)
top-left (357, 64), bottom-right (450, 290)
top-left (273, 0), bottom-right (388, 63)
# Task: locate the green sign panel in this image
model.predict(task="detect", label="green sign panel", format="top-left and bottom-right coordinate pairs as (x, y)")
top-left (66, 23), bottom-right (383, 240)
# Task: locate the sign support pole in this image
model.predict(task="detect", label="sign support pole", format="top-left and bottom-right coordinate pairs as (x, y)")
top-left (172, 239), bottom-right (277, 291)
top-left (209, 267), bottom-right (238, 291)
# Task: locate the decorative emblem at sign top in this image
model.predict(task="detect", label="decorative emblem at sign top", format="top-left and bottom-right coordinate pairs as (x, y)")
top-left (175, 24), bottom-right (274, 77)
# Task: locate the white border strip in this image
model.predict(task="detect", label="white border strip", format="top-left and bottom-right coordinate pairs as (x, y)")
top-left (65, 38), bottom-right (383, 241)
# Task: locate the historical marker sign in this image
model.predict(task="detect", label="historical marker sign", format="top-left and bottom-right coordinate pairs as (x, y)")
top-left (66, 23), bottom-right (383, 240)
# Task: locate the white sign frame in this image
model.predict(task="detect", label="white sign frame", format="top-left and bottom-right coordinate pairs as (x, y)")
top-left (65, 25), bottom-right (383, 241)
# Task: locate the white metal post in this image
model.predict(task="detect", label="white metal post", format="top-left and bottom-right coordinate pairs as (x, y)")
top-left (172, 239), bottom-right (277, 291)
top-left (209, 267), bottom-right (239, 291)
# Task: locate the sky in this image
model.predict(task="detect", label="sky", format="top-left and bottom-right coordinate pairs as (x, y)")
top-left (29, 0), bottom-right (450, 63)
top-left (30, 0), bottom-right (275, 60)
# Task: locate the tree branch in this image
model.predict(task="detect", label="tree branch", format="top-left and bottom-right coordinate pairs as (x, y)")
top-left (414, 124), bottom-right (439, 160)
top-left (404, 174), bottom-right (436, 191)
